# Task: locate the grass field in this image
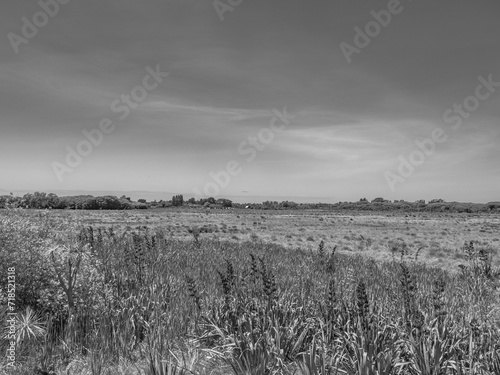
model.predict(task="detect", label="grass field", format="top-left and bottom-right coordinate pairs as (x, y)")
top-left (17, 208), bottom-right (500, 268)
top-left (1, 208), bottom-right (499, 374)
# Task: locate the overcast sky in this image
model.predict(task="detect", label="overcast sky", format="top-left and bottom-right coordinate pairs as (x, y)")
top-left (1, 0), bottom-right (499, 203)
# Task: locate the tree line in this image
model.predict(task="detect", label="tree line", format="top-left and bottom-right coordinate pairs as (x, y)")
top-left (1, 192), bottom-right (499, 212)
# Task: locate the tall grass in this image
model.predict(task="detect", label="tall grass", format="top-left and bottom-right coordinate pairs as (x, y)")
top-left (0, 210), bottom-right (499, 374)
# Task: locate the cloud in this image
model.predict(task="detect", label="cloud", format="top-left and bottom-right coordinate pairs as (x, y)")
top-left (1, 0), bottom-right (499, 201)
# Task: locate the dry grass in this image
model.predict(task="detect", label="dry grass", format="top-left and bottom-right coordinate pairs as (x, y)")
top-left (7, 208), bottom-right (500, 269)
top-left (0, 208), bottom-right (499, 374)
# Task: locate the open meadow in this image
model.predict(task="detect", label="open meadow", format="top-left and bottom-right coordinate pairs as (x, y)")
top-left (1, 208), bottom-right (500, 374)
top-left (21, 207), bottom-right (500, 268)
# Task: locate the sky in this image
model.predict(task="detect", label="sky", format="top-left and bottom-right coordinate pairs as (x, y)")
top-left (1, 0), bottom-right (499, 203)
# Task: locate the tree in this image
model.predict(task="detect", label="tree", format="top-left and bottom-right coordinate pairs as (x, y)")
top-left (172, 194), bottom-right (184, 207)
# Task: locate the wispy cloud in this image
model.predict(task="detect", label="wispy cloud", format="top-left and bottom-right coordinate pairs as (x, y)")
top-left (1, 0), bottom-right (499, 202)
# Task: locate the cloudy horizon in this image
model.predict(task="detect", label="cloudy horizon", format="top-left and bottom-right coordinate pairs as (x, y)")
top-left (1, 0), bottom-right (499, 203)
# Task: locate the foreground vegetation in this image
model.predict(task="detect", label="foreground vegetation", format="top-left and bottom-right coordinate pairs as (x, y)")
top-left (1, 209), bottom-right (499, 374)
